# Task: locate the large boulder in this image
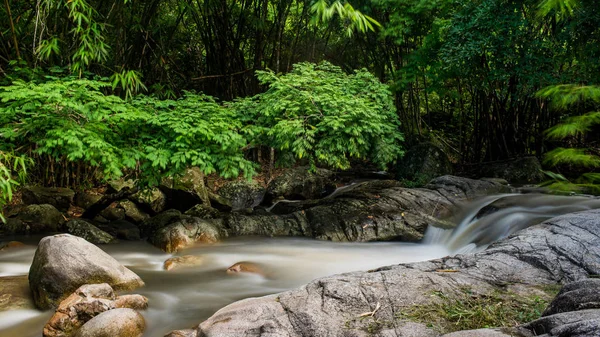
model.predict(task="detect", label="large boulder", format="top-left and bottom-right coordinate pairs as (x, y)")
top-left (216, 180), bottom-right (266, 211)
top-left (29, 234), bottom-right (144, 309)
top-left (43, 283), bottom-right (148, 337)
top-left (2, 204), bottom-right (65, 234)
top-left (73, 308), bottom-right (145, 337)
top-left (265, 166), bottom-right (336, 202)
top-left (478, 156), bottom-right (544, 184)
top-left (396, 142), bottom-right (453, 185)
top-left (169, 208), bottom-right (600, 337)
top-left (66, 219), bottom-right (117, 244)
top-left (22, 186), bottom-right (75, 212)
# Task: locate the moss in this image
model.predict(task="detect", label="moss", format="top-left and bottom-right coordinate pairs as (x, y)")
top-left (398, 286), bottom-right (557, 333)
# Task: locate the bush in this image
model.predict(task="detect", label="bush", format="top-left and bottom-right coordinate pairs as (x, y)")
top-left (235, 62), bottom-right (404, 170)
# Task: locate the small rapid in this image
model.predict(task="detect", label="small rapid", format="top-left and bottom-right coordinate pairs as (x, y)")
top-left (1, 193), bottom-right (600, 336)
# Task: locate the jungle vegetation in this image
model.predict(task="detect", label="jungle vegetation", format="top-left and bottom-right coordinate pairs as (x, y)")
top-left (0, 0), bottom-right (598, 199)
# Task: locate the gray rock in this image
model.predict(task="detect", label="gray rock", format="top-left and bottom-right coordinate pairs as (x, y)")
top-left (22, 186), bottom-right (75, 212)
top-left (29, 234), bottom-right (144, 309)
top-left (217, 180), bottom-right (266, 211)
top-left (2, 204), bottom-right (65, 234)
top-left (99, 203), bottom-right (125, 221)
top-left (543, 279), bottom-right (600, 316)
top-left (478, 156), bottom-right (544, 184)
top-left (396, 142), bottom-right (453, 185)
top-left (521, 309), bottom-right (600, 336)
top-left (172, 209), bottom-right (600, 337)
top-left (73, 308), bottom-right (145, 337)
top-left (108, 179), bottom-right (166, 214)
top-left (266, 166), bottom-right (336, 201)
top-left (442, 329), bottom-right (513, 337)
top-left (66, 219), bottom-right (117, 244)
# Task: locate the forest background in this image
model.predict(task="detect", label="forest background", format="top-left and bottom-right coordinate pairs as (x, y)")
top-left (0, 0), bottom-right (599, 208)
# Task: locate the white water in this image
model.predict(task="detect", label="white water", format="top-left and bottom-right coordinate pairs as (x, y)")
top-left (1, 193), bottom-right (600, 336)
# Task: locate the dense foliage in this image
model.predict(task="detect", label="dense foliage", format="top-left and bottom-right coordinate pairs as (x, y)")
top-left (0, 63), bottom-right (402, 189)
top-left (235, 62), bottom-right (403, 169)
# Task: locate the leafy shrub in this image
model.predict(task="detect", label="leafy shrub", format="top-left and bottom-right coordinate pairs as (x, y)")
top-left (235, 62), bottom-right (404, 170)
top-left (0, 78), bottom-right (253, 187)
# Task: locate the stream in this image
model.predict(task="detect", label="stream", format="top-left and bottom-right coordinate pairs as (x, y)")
top-left (1, 193), bottom-right (600, 337)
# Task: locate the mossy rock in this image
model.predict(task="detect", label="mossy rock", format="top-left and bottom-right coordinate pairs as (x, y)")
top-left (216, 180), bottom-right (266, 211)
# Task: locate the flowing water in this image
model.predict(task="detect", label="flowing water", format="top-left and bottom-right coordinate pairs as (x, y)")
top-left (1, 193), bottom-right (600, 337)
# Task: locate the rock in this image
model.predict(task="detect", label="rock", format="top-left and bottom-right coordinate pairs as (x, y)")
top-left (442, 329), bottom-right (513, 337)
top-left (226, 262), bottom-right (265, 276)
top-left (520, 310), bottom-right (600, 337)
top-left (164, 255), bottom-right (205, 271)
top-left (170, 208), bottom-right (600, 337)
top-left (138, 209), bottom-right (183, 238)
top-left (66, 219), bottom-right (117, 244)
top-left (73, 308), bottom-right (145, 337)
top-left (99, 203), bottom-right (126, 221)
top-left (96, 220), bottom-right (141, 241)
top-left (113, 295), bottom-right (148, 310)
top-left (150, 217), bottom-right (223, 253)
top-left (22, 186), bottom-right (75, 212)
top-left (184, 204), bottom-right (221, 219)
top-left (131, 188), bottom-right (167, 214)
top-left (161, 167), bottom-right (210, 211)
top-left (0, 275), bottom-right (34, 311)
top-left (216, 180), bottom-right (266, 211)
top-left (2, 204), bottom-right (65, 234)
top-left (478, 156), bottom-right (544, 184)
top-left (396, 142), bottom-right (453, 184)
top-left (29, 234), bottom-right (144, 309)
top-left (119, 200), bottom-right (149, 223)
top-left (0, 241), bottom-right (25, 250)
top-left (265, 166), bottom-right (336, 202)
top-left (74, 192), bottom-right (102, 210)
top-left (108, 179), bottom-right (167, 214)
top-left (165, 330), bottom-right (198, 337)
top-left (542, 279), bottom-right (600, 316)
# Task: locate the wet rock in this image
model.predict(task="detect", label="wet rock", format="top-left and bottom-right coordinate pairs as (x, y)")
top-left (0, 275), bottom-right (34, 311)
top-left (184, 204), bottom-right (221, 219)
top-left (479, 156), bottom-right (544, 184)
top-left (73, 308), bottom-right (145, 337)
top-left (138, 209), bottom-right (183, 238)
top-left (265, 166), bottom-right (336, 202)
top-left (396, 142), bottom-right (452, 185)
top-left (74, 192), bottom-right (102, 210)
top-left (22, 186), bottom-right (75, 212)
top-left (217, 180), bottom-right (266, 211)
top-left (165, 330), bottom-right (198, 337)
top-left (226, 262), bottom-right (265, 276)
top-left (66, 219), bottom-right (117, 244)
top-left (2, 204), bottom-right (65, 234)
top-left (150, 217), bottom-right (223, 253)
top-left (164, 255), bottom-right (205, 271)
top-left (96, 220), bottom-right (141, 241)
top-left (29, 234), bottom-right (144, 309)
top-left (171, 208), bottom-right (600, 337)
top-left (43, 283), bottom-right (148, 337)
top-left (0, 240), bottom-right (25, 250)
top-left (161, 167), bottom-right (210, 211)
top-left (442, 329), bottom-right (513, 337)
